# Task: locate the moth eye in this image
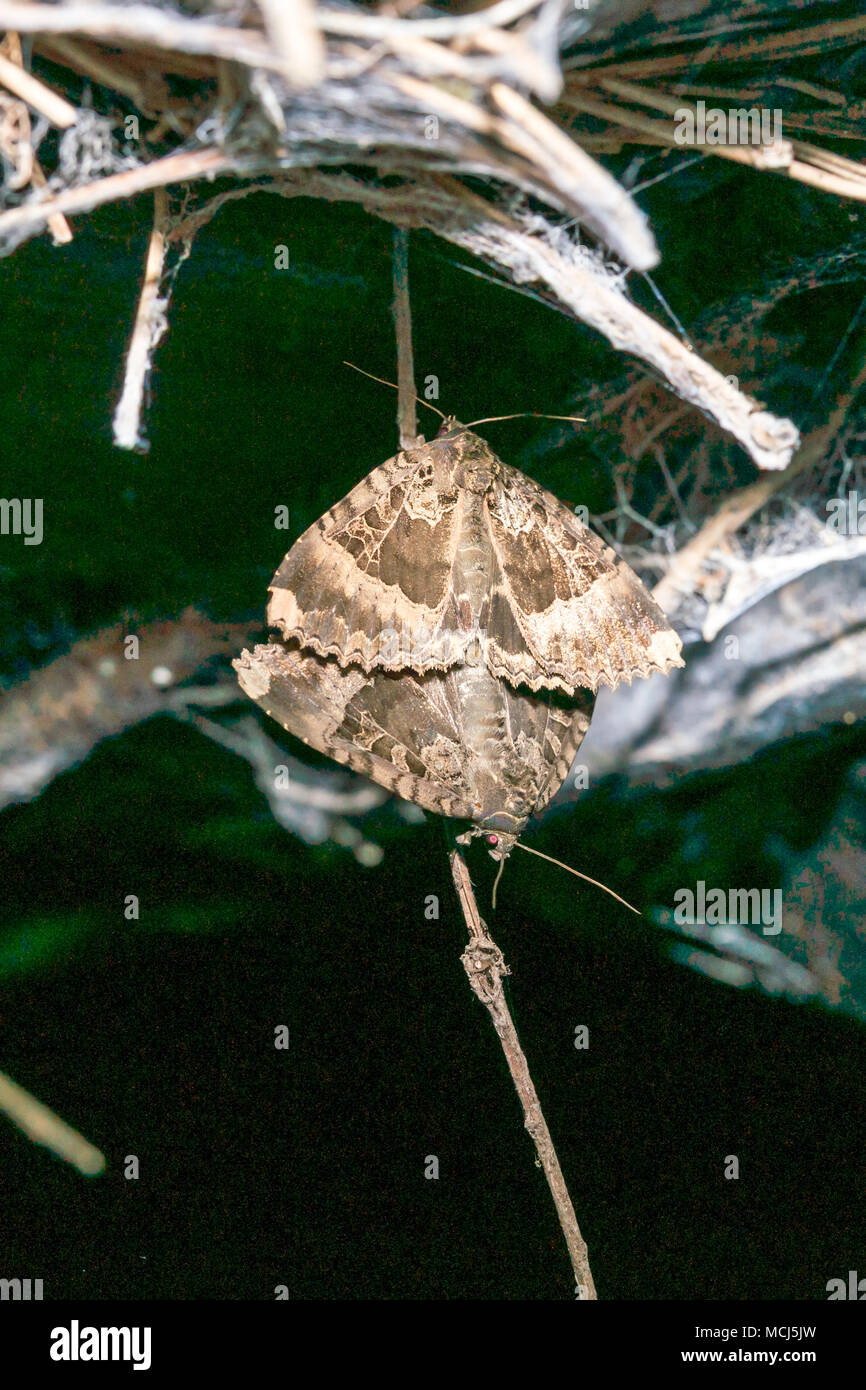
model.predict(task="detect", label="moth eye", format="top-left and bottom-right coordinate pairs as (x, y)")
top-left (486, 834), bottom-right (499, 846)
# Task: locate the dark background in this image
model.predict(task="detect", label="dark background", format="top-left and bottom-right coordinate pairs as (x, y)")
top-left (1, 152), bottom-right (865, 1299)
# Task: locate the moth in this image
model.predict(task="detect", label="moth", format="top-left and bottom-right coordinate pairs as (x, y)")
top-left (234, 418), bottom-right (683, 859)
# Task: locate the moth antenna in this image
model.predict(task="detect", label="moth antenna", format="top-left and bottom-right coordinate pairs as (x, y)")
top-left (514, 843), bottom-right (641, 916)
top-left (465, 412), bottom-right (586, 427)
top-left (342, 362), bottom-right (446, 420)
top-left (491, 855), bottom-right (506, 910)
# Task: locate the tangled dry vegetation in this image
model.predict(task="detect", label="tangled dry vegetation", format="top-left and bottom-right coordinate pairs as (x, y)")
top-left (1, 0), bottom-right (865, 760)
top-left (1, 1), bottom-right (864, 595)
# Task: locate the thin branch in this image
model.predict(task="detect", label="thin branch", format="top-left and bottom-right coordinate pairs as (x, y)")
top-left (28, 158), bottom-right (73, 244)
top-left (0, 2), bottom-right (280, 69)
top-left (490, 80), bottom-right (658, 269)
top-left (563, 81), bottom-right (866, 200)
top-left (450, 848), bottom-right (597, 1300)
top-left (0, 48), bottom-right (77, 127)
top-left (34, 33), bottom-right (165, 111)
top-left (0, 145), bottom-right (229, 243)
top-left (113, 186), bottom-right (170, 450)
top-left (653, 350), bottom-right (866, 611)
top-left (256, 0), bottom-right (325, 89)
top-left (391, 226), bottom-right (419, 448)
top-left (0, 0), bottom-right (545, 53)
top-left (319, 0), bottom-right (545, 39)
top-left (571, 15), bottom-right (866, 77)
top-left (0, 1068), bottom-right (105, 1175)
top-left (388, 69), bottom-right (658, 270)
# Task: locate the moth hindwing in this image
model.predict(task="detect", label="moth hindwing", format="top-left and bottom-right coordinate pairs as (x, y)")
top-left (234, 639), bottom-right (596, 858)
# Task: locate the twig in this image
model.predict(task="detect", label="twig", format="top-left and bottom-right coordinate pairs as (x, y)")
top-left (572, 15), bottom-right (866, 77)
top-left (564, 80), bottom-right (866, 198)
top-left (0, 145), bottom-right (229, 243)
top-left (0, 2), bottom-right (280, 69)
top-left (391, 226), bottom-right (419, 448)
top-left (490, 80), bottom-right (658, 269)
top-left (461, 24), bottom-right (561, 102)
top-left (28, 158), bottom-right (73, 243)
top-left (0, 610), bottom-right (256, 812)
top-left (112, 186), bottom-right (170, 450)
top-left (35, 34), bottom-right (164, 112)
top-left (0, 31), bottom-right (73, 241)
top-left (256, 0), bottom-right (325, 89)
top-left (563, 89), bottom-right (794, 173)
top-left (449, 848), bottom-right (597, 1299)
top-left (389, 70), bottom-right (658, 270)
top-left (0, 0), bottom-right (547, 46)
top-left (0, 1068), bottom-right (105, 1175)
top-left (0, 48), bottom-right (77, 126)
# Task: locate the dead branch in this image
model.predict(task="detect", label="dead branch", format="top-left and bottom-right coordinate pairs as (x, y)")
top-left (0, 610), bottom-right (255, 811)
top-left (0, 146), bottom-right (230, 243)
top-left (653, 352), bottom-right (866, 609)
top-left (191, 713), bottom-right (387, 864)
top-left (0, 1068), bottom-right (104, 1175)
top-left (112, 186), bottom-right (170, 450)
top-left (450, 848), bottom-right (597, 1299)
top-left (391, 225), bottom-right (419, 448)
top-left (0, 48), bottom-right (77, 127)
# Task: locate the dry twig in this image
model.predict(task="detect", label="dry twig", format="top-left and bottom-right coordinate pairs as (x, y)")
top-left (0, 48), bottom-right (77, 127)
top-left (391, 225), bottom-right (419, 448)
top-left (0, 1068), bottom-right (105, 1175)
top-left (450, 849), bottom-right (597, 1299)
top-left (112, 186), bottom-right (171, 450)
top-left (653, 351), bottom-right (866, 610)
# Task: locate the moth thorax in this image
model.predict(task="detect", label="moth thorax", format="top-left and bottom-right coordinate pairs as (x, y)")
top-left (455, 461), bottom-right (494, 494)
top-left (452, 435), bottom-right (498, 494)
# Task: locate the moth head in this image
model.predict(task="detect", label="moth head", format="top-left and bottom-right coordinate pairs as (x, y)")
top-left (434, 418), bottom-right (500, 494)
top-left (483, 829), bottom-right (519, 862)
top-left (457, 813), bottom-right (523, 861)
top-left (436, 415), bottom-right (463, 439)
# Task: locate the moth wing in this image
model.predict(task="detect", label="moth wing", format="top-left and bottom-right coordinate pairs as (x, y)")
top-left (267, 444), bottom-right (470, 673)
top-left (529, 689), bottom-right (596, 815)
top-left (233, 642), bottom-right (479, 820)
top-left (485, 464), bottom-right (684, 694)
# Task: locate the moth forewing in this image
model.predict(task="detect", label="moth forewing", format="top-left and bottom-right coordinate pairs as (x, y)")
top-left (266, 422), bottom-right (683, 695)
top-left (266, 439), bottom-right (470, 675)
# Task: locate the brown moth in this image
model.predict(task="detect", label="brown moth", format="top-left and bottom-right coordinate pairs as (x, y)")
top-left (234, 418), bottom-right (683, 859)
